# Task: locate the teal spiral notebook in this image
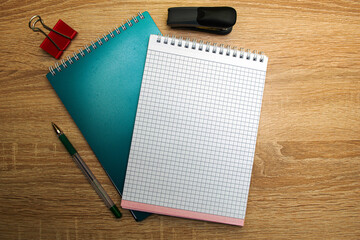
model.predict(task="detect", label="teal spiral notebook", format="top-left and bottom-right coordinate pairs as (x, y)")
top-left (46, 11), bottom-right (160, 221)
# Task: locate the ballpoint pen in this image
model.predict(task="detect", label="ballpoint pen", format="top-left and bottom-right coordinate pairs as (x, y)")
top-left (52, 122), bottom-right (121, 218)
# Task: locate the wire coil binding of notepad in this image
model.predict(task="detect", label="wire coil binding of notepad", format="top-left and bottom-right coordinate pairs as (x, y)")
top-left (155, 34), bottom-right (265, 63)
top-left (48, 12), bottom-right (145, 76)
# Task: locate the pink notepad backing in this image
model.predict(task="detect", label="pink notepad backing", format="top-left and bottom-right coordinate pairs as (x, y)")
top-left (122, 200), bottom-right (245, 226)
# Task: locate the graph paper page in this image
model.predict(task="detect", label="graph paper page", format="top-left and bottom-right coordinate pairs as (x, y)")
top-left (122, 35), bottom-right (268, 225)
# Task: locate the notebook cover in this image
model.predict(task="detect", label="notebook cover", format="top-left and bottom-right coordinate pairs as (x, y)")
top-left (46, 12), bottom-right (160, 221)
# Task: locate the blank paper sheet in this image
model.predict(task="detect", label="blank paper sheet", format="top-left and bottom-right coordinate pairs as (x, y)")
top-left (122, 35), bottom-right (268, 226)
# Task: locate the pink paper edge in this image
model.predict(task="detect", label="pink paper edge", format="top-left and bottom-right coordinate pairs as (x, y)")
top-left (121, 200), bottom-right (244, 226)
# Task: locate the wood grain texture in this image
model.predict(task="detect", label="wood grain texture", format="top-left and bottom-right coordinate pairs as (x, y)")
top-left (0, 0), bottom-right (359, 239)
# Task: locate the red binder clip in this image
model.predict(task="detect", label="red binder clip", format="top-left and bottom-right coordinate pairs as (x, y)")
top-left (29, 15), bottom-right (77, 59)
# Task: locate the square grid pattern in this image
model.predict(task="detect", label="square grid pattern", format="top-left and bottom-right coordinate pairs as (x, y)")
top-left (123, 48), bottom-right (266, 219)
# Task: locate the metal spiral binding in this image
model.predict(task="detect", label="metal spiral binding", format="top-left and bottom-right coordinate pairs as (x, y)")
top-left (79, 48), bottom-right (85, 57)
top-left (84, 44), bottom-right (91, 53)
top-left (205, 42), bottom-right (210, 52)
top-left (54, 62), bottom-right (61, 72)
top-left (239, 48), bottom-right (244, 58)
top-left (49, 12), bottom-right (145, 76)
top-left (96, 37), bottom-right (103, 46)
top-left (90, 41), bottom-right (96, 50)
top-left (184, 38), bottom-right (190, 48)
top-left (155, 35), bottom-right (265, 64)
top-left (212, 43), bottom-right (217, 53)
top-left (199, 40), bottom-right (203, 51)
top-left (226, 45), bottom-right (231, 56)
top-left (61, 59), bottom-right (67, 68)
top-left (66, 56), bottom-right (73, 64)
top-left (178, 37), bottom-right (183, 47)
top-left (232, 47), bottom-right (237, 57)
top-left (219, 44), bottom-right (224, 55)
top-left (191, 39), bottom-right (196, 49)
top-left (102, 34), bottom-right (109, 42)
top-left (171, 35), bottom-right (176, 45)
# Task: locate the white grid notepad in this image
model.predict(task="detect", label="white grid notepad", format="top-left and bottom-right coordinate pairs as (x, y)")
top-left (122, 35), bottom-right (268, 226)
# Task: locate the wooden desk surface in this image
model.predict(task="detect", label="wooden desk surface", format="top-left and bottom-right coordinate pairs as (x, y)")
top-left (1, 0), bottom-right (359, 239)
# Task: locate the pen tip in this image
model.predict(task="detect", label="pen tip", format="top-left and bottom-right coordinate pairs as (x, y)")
top-left (52, 122), bottom-right (62, 135)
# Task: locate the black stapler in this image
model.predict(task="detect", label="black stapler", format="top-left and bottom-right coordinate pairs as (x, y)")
top-left (167, 7), bottom-right (237, 35)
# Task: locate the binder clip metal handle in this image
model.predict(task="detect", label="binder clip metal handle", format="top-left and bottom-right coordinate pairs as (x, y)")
top-left (29, 15), bottom-right (71, 51)
top-left (167, 7), bottom-right (237, 35)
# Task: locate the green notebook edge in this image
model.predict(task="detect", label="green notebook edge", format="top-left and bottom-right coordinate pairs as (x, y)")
top-left (46, 11), bottom-right (160, 221)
